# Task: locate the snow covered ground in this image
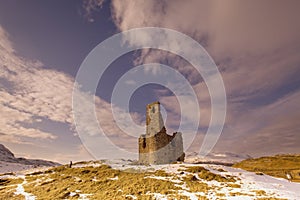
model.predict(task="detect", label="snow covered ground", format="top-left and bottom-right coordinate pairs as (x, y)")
top-left (206, 165), bottom-right (300, 200)
top-left (1, 159), bottom-right (299, 200)
top-left (0, 144), bottom-right (59, 174)
top-left (0, 161), bottom-right (39, 174)
top-left (103, 160), bottom-right (300, 200)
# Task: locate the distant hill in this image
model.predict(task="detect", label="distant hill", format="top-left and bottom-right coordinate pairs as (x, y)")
top-left (0, 144), bottom-right (60, 173)
top-left (233, 154), bottom-right (300, 182)
top-left (185, 152), bottom-right (252, 166)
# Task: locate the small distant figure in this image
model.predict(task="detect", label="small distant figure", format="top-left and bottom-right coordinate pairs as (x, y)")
top-left (286, 172), bottom-right (292, 182)
top-left (69, 161), bottom-right (73, 168)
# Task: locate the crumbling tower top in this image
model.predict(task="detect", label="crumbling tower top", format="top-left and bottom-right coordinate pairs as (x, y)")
top-left (146, 101), bottom-right (164, 136)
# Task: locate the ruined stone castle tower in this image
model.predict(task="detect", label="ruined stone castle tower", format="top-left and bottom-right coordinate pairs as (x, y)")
top-left (139, 101), bottom-right (185, 164)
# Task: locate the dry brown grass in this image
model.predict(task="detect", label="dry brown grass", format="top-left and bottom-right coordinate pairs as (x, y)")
top-left (0, 177), bottom-right (24, 199)
top-left (182, 166), bottom-right (237, 182)
top-left (0, 161), bottom-right (285, 199)
top-left (233, 154), bottom-right (300, 182)
top-left (22, 164), bottom-right (192, 199)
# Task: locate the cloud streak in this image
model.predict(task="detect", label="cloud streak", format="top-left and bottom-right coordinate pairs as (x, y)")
top-left (84, 0), bottom-right (300, 156)
top-left (0, 25), bottom-right (143, 161)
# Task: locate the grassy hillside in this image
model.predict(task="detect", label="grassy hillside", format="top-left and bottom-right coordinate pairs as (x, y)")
top-left (0, 160), bottom-right (296, 199)
top-left (0, 163), bottom-right (236, 199)
top-left (233, 154), bottom-right (300, 182)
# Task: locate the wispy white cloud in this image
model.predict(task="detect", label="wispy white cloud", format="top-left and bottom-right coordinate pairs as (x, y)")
top-left (216, 90), bottom-right (300, 155)
top-left (108, 0), bottom-right (300, 57)
top-left (0, 26), bottom-right (72, 141)
top-left (83, 0), bottom-right (300, 155)
top-left (82, 0), bottom-right (105, 22)
top-left (0, 24), bottom-right (144, 160)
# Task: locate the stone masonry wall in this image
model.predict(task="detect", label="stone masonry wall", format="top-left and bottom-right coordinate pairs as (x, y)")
top-left (139, 102), bottom-right (185, 164)
top-left (146, 101), bottom-right (164, 137)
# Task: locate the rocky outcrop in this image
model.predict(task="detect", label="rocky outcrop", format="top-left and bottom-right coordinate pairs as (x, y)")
top-left (0, 144), bottom-right (59, 167)
top-left (0, 144), bottom-right (15, 162)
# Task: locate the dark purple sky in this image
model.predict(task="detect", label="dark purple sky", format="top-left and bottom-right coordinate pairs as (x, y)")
top-left (0, 0), bottom-right (299, 163)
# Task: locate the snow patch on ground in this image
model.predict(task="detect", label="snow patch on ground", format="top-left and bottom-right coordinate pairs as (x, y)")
top-left (149, 192), bottom-right (168, 200)
top-left (206, 165), bottom-right (300, 200)
top-left (108, 176), bottom-right (119, 180)
top-left (79, 193), bottom-right (92, 200)
top-left (68, 190), bottom-right (92, 200)
top-left (0, 161), bottom-right (40, 174)
top-left (125, 194), bottom-right (137, 199)
top-left (14, 175), bottom-right (36, 200)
